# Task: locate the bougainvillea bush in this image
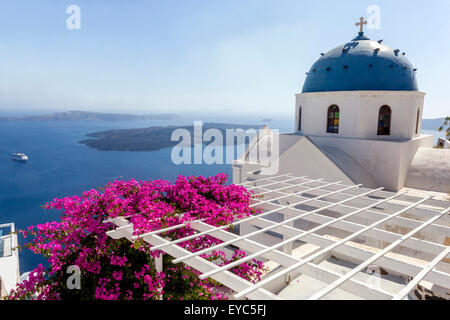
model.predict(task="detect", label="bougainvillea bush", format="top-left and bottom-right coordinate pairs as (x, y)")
top-left (8, 174), bottom-right (266, 300)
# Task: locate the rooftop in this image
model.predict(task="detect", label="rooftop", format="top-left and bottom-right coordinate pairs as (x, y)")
top-left (302, 19), bottom-right (418, 93)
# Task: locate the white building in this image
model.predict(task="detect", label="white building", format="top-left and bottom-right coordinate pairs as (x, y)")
top-left (104, 20), bottom-right (450, 301)
top-left (0, 223), bottom-right (20, 299)
top-left (233, 25), bottom-right (450, 194)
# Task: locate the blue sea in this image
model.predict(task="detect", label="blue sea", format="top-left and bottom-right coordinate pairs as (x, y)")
top-left (0, 115), bottom-right (293, 273)
top-left (0, 116), bottom-right (443, 274)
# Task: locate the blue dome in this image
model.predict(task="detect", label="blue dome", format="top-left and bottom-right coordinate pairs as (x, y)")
top-left (302, 32), bottom-right (418, 93)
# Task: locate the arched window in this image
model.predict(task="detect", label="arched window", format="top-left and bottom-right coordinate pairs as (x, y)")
top-left (377, 105), bottom-right (391, 136)
top-left (298, 106), bottom-right (302, 131)
top-left (327, 105), bottom-right (340, 134)
top-left (415, 108), bottom-right (420, 134)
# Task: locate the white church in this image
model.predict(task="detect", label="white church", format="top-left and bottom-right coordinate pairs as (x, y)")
top-left (233, 19), bottom-right (450, 195)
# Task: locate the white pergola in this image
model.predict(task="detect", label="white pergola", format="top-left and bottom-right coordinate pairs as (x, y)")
top-left (106, 174), bottom-right (450, 300)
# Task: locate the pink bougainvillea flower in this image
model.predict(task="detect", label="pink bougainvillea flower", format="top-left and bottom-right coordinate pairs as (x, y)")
top-left (8, 174), bottom-right (265, 300)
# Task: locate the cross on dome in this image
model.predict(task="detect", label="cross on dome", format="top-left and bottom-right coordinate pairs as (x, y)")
top-left (355, 17), bottom-right (368, 33)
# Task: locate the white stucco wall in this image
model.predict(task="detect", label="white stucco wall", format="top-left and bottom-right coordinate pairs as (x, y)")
top-left (0, 233), bottom-right (20, 296)
top-left (233, 134), bottom-right (355, 185)
top-left (233, 132), bottom-right (433, 192)
top-left (309, 134), bottom-right (433, 191)
top-left (295, 91), bottom-right (425, 141)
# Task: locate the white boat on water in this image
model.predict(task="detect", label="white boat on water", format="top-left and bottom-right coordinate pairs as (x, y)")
top-left (11, 153), bottom-right (28, 162)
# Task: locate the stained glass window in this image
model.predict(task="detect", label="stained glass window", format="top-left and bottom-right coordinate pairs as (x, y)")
top-left (377, 105), bottom-right (391, 136)
top-left (327, 105), bottom-right (340, 134)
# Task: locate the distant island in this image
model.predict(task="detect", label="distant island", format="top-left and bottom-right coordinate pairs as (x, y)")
top-left (421, 117), bottom-right (445, 130)
top-left (261, 118), bottom-right (274, 123)
top-left (79, 123), bottom-right (258, 151)
top-left (0, 110), bottom-right (180, 122)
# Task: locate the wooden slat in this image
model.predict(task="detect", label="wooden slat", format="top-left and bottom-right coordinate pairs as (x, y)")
top-left (246, 217), bottom-right (450, 289)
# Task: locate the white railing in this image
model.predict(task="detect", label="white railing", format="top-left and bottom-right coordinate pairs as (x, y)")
top-left (0, 222), bottom-right (20, 296)
top-left (0, 223), bottom-right (17, 258)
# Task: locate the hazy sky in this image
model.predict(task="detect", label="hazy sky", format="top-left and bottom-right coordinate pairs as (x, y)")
top-left (0, 0), bottom-right (449, 118)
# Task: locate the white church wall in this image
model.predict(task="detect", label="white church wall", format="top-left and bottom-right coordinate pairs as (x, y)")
top-left (309, 134), bottom-right (433, 191)
top-left (232, 134), bottom-right (355, 186)
top-left (396, 135), bottom-right (434, 190)
top-left (273, 135), bottom-right (355, 183)
top-left (296, 91), bottom-right (425, 141)
top-left (233, 131), bottom-right (433, 192)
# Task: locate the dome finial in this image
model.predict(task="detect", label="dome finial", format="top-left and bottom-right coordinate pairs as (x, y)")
top-left (355, 17), bottom-right (368, 33)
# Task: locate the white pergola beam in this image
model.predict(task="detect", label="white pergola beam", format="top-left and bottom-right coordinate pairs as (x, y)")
top-left (171, 185), bottom-right (370, 264)
top-left (271, 181), bottom-right (450, 225)
top-left (254, 185), bottom-right (450, 232)
top-left (254, 202), bottom-right (447, 257)
top-left (233, 196), bottom-right (433, 298)
top-left (106, 220), bottom-right (277, 300)
top-left (256, 190), bottom-right (449, 243)
top-left (163, 220), bottom-right (394, 299)
top-left (104, 175), bottom-right (450, 300)
top-left (238, 173), bottom-right (292, 187)
top-left (393, 246), bottom-right (450, 300)
top-left (246, 216), bottom-right (450, 290)
top-left (308, 207), bottom-right (450, 300)
top-left (149, 182), bottom-right (359, 252)
top-left (245, 176), bottom-right (314, 192)
top-left (196, 188), bottom-right (389, 278)
top-left (244, 173), bottom-right (446, 210)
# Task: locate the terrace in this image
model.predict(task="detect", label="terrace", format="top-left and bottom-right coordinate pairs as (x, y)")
top-left (106, 174), bottom-right (450, 300)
